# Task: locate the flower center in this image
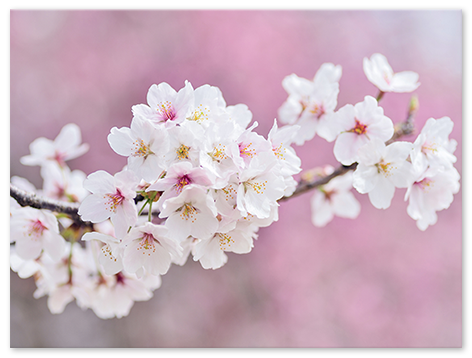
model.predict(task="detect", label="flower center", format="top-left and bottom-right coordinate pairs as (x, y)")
top-left (350, 119), bottom-right (368, 135)
top-left (375, 160), bottom-right (395, 177)
top-left (28, 219), bottom-right (47, 237)
top-left (244, 179), bottom-right (268, 194)
top-left (218, 233), bottom-right (235, 250)
top-left (239, 142), bottom-right (256, 159)
top-left (132, 139), bottom-right (154, 159)
top-left (157, 101), bottom-right (176, 122)
top-left (137, 232), bottom-right (158, 255)
top-left (175, 175), bottom-right (192, 193)
top-left (176, 144), bottom-right (190, 160)
top-left (416, 178), bottom-right (434, 191)
top-left (273, 143), bottom-right (286, 160)
top-left (179, 203), bottom-right (198, 222)
top-left (187, 104), bottom-right (210, 122)
top-left (105, 189), bottom-right (125, 213)
top-left (208, 144), bottom-right (228, 162)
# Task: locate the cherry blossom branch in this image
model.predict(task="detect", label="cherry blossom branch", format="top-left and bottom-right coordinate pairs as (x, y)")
top-left (279, 95), bottom-right (418, 202)
top-left (10, 183), bottom-right (91, 228)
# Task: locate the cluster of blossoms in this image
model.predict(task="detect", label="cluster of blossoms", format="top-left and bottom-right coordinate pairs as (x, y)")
top-left (10, 53), bottom-right (460, 319)
top-left (278, 53), bottom-right (459, 230)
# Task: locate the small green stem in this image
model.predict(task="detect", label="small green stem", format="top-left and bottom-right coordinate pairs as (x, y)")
top-left (376, 90), bottom-right (385, 102)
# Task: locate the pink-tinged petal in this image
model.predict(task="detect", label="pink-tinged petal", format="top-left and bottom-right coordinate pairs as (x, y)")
top-left (78, 195), bottom-right (111, 222)
top-left (310, 191), bottom-right (334, 227)
top-left (331, 191), bottom-right (361, 219)
top-left (83, 170), bottom-right (115, 194)
top-left (122, 240), bottom-right (145, 274)
top-left (14, 235), bottom-right (43, 261)
top-left (390, 161), bottom-right (415, 188)
top-left (42, 231), bottom-right (66, 261)
top-left (147, 83), bottom-right (176, 108)
top-left (54, 123), bottom-right (82, 150)
top-left (193, 237), bottom-right (228, 270)
top-left (334, 132), bottom-right (368, 165)
top-left (107, 127), bottom-right (134, 157)
top-left (282, 74), bottom-right (315, 96)
top-left (333, 104), bottom-right (356, 132)
top-left (190, 209), bottom-right (218, 240)
top-left (390, 71), bottom-right (420, 92)
top-left (353, 165), bottom-right (379, 194)
top-left (367, 177), bottom-right (395, 209)
top-left (165, 212), bottom-right (192, 242)
top-left (366, 116), bottom-right (394, 142)
top-left (278, 97), bottom-right (304, 125)
top-left (47, 286), bottom-right (74, 314)
top-left (20, 138), bottom-right (55, 166)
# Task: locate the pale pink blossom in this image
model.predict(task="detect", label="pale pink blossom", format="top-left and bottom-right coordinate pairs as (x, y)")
top-left (159, 185), bottom-right (219, 242)
top-left (10, 207), bottom-right (66, 261)
top-left (353, 139), bottom-right (414, 209)
top-left (78, 170), bottom-right (139, 238)
top-left (411, 116), bottom-right (457, 171)
top-left (278, 63), bottom-right (342, 144)
top-left (363, 53), bottom-right (420, 93)
top-left (20, 123), bottom-right (89, 168)
top-left (121, 222), bottom-right (182, 277)
top-left (332, 96), bottom-right (394, 165)
top-left (132, 81), bottom-right (194, 127)
top-left (405, 165), bottom-right (460, 231)
top-left (310, 166), bottom-right (361, 227)
top-left (107, 116), bottom-right (170, 182)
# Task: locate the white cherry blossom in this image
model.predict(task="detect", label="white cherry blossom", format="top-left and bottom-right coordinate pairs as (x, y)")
top-left (20, 123), bottom-right (89, 168)
top-left (107, 116), bottom-right (170, 182)
top-left (404, 165), bottom-right (460, 231)
top-left (236, 151), bottom-right (285, 219)
top-left (10, 206), bottom-right (66, 261)
top-left (352, 138), bottom-right (414, 209)
top-left (132, 81), bottom-right (194, 127)
top-left (410, 116), bottom-right (457, 171)
top-left (147, 161), bottom-right (214, 208)
top-left (159, 185), bottom-right (219, 242)
top-left (193, 222), bottom-right (255, 270)
top-left (363, 53), bottom-right (420, 93)
top-left (332, 95), bottom-right (394, 165)
top-left (278, 63), bottom-right (342, 144)
top-left (310, 166), bottom-right (361, 227)
top-left (121, 222), bottom-right (182, 277)
top-left (78, 170), bottom-right (139, 238)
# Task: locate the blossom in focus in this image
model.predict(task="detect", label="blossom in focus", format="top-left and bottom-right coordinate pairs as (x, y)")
top-left (121, 222), bottom-right (182, 277)
top-left (20, 123), bottom-right (89, 168)
top-left (192, 222), bottom-right (256, 270)
top-left (278, 63), bottom-right (342, 145)
top-left (82, 232), bottom-right (124, 276)
top-left (147, 161), bottom-right (214, 208)
top-left (404, 165), bottom-right (460, 231)
top-left (236, 151), bottom-right (285, 219)
top-left (352, 138), bottom-right (414, 209)
top-left (332, 95), bottom-right (394, 165)
top-left (310, 166), bottom-right (361, 227)
top-left (159, 185), bottom-right (219, 242)
top-left (410, 116), bottom-right (457, 172)
top-left (268, 119), bottom-right (302, 196)
top-left (78, 170), bottom-right (139, 238)
top-left (10, 206), bottom-right (66, 261)
top-left (363, 53), bottom-right (420, 93)
top-left (107, 116), bottom-right (170, 182)
top-left (132, 81), bottom-right (194, 127)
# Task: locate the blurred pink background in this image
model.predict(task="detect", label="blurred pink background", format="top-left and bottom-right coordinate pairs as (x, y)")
top-left (10, 10), bottom-right (462, 347)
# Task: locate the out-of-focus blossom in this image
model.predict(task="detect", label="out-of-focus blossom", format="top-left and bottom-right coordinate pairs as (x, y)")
top-left (310, 166), bottom-right (360, 227)
top-left (405, 165), bottom-right (460, 231)
top-left (411, 116), bottom-right (457, 172)
top-left (278, 63), bottom-right (342, 145)
top-left (20, 123), bottom-right (89, 168)
top-left (10, 206), bottom-right (66, 261)
top-left (363, 53), bottom-right (420, 93)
